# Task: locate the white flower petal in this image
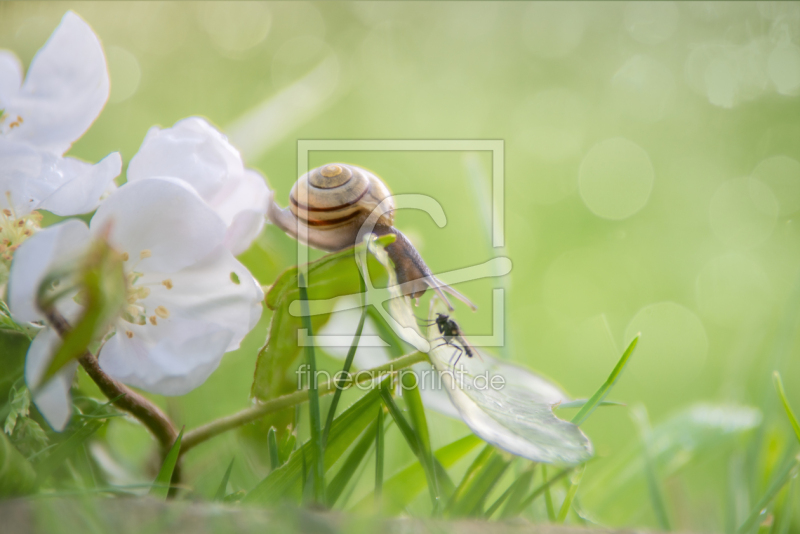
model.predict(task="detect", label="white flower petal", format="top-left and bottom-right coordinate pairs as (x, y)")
top-left (8, 219), bottom-right (91, 323)
top-left (137, 246), bottom-right (263, 352)
top-left (3, 12), bottom-right (109, 154)
top-left (36, 152), bottom-right (121, 216)
top-left (128, 118), bottom-right (270, 254)
top-left (25, 327), bottom-right (77, 431)
top-left (90, 177), bottom-right (227, 273)
top-left (218, 170), bottom-right (270, 254)
top-left (127, 117), bottom-right (244, 201)
top-left (99, 318), bottom-right (234, 395)
top-left (426, 305), bottom-right (593, 465)
top-left (0, 50), bottom-right (23, 106)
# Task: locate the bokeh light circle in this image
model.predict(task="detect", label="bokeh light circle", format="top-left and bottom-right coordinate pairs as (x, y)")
top-left (624, 301), bottom-right (709, 385)
top-left (623, 1), bottom-right (679, 45)
top-left (752, 156), bottom-right (800, 215)
top-left (709, 177), bottom-right (778, 248)
top-left (107, 46), bottom-right (141, 104)
top-left (579, 138), bottom-right (655, 220)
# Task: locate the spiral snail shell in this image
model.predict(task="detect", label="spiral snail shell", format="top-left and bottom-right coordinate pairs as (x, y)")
top-left (268, 163), bottom-right (475, 311)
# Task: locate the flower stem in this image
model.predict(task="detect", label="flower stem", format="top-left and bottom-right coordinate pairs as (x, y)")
top-left (44, 309), bottom-right (179, 454)
top-left (180, 351), bottom-right (429, 455)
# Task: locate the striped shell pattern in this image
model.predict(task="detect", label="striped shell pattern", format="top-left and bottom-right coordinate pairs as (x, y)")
top-left (289, 164), bottom-right (395, 228)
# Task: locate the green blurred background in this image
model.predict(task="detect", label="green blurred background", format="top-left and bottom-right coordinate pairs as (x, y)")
top-left (2, 1), bottom-right (800, 530)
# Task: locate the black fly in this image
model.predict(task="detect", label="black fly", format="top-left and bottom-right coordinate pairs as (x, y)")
top-left (420, 313), bottom-right (476, 368)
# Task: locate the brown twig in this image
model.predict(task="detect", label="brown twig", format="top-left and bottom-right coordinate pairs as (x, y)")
top-left (44, 308), bottom-right (179, 454)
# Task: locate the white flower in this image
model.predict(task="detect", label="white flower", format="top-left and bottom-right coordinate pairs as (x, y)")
top-left (8, 178), bottom-right (264, 430)
top-left (0, 11), bottom-right (121, 219)
top-left (127, 117), bottom-right (271, 255)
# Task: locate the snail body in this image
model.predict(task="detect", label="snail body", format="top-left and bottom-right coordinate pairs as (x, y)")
top-left (268, 163), bottom-right (475, 311)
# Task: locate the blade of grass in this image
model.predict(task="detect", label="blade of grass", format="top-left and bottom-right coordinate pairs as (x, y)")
top-left (326, 418), bottom-right (379, 507)
top-left (322, 274), bottom-right (367, 447)
top-left (572, 335), bottom-right (639, 426)
top-left (483, 464), bottom-right (534, 519)
top-left (298, 273), bottom-right (325, 504)
top-left (542, 465), bottom-right (556, 521)
top-left (268, 428), bottom-right (280, 470)
top-left (214, 458), bottom-right (235, 501)
top-left (244, 380), bottom-right (386, 505)
top-left (773, 372), bottom-right (800, 444)
top-left (557, 464), bottom-right (585, 523)
top-left (401, 370), bottom-right (440, 511)
top-left (632, 405), bottom-right (672, 531)
top-left (498, 466), bottom-right (536, 519)
top-left (510, 467), bottom-right (572, 516)
top-left (149, 427), bottom-right (183, 500)
top-left (446, 445), bottom-right (494, 513)
top-left (446, 445), bottom-right (510, 518)
top-left (774, 476), bottom-right (795, 534)
top-left (379, 387), bottom-right (419, 456)
top-left (375, 405), bottom-right (385, 501)
top-left (737, 453), bottom-right (800, 534)
top-left (352, 434), bottom-right (481, 514)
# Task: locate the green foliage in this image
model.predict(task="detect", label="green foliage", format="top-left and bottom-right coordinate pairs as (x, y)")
top-left (773, 372), bottom-right (800, 444)
top-left (34, 419), bottom-right (105, 486)
top-left (150, 428), bottom-right (184, 500)
top-left (400, 371), bottom-right (440, 510)
top-left (353, 434), bottom-right (482, 514)
top-left (0, 430), bottom-right (36, 497)
top-left (214, 458), bottom-right (235, 501)
top-left (571, 335), bottom-right (639, 426)
top-left (326, 418), bottom-right (379, 507)
top-left (445, 445), bottom-right (510, 518)
top-left (244, 379), bottom-right (387, 505)
top-left (297, 274), bottom-right (325, 503)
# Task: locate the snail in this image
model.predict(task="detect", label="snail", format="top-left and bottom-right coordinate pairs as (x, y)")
top-left (268, 163), bottom-right (475, 311)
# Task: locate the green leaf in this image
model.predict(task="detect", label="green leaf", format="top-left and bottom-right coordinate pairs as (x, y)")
top-left (298, 274), bottom-right (325, 504)
top-left (0, 430), bottom-right (36, 497)
top-left (571, 335), bottom-right (639, 426)
top-left (35, 419), bottom-right (105, 485)
top-left (149, 428), bottom-right (183, 500)
top-left (352, 434), bottom-right (482, 515)
top-left (39, 239), bottom-right (125, 386)
top-left (4, 385), bottom-right (30, 435)
top-left (326, 418), bottom-right (379, 507)
top-left (401, 370), bottom-right (440, 510)
top-left (557, 464), bottom-right (585, 523)
top-left (446, 445), bottom-right (510, 518)
top-left (244, 380), bottom-right (386, 505)
top-left (773, 372), bottom-right (800, 444)
top-left (251, 241), bottom-right (390, 402)
top-left (214, 458), bottom-right (235, 501)
top-left (322, 271), bottom-right (367, 447)
top-left (0, 330), bottom-right (29, 407)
